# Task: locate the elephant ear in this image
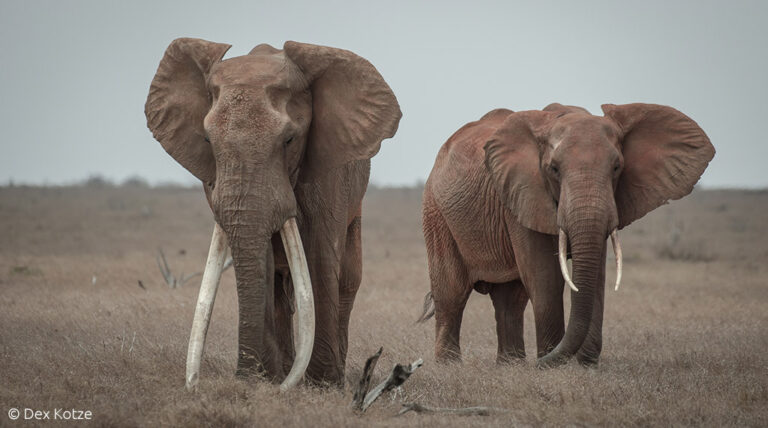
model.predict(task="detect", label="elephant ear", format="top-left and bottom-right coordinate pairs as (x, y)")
top-left (602, 103), bottom-right (715, 228)
top-left (283, 41), bottom-right (402, 178)
top-left (483, 111), bottom-right (559, 235)
top-left (145, 38), bottom-right (231, 185)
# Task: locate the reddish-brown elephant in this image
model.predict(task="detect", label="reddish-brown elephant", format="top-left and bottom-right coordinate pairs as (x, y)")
top-left (145, 38), bottom-right (401, 389)
top-left (420, 103), bottom-right (714, 367)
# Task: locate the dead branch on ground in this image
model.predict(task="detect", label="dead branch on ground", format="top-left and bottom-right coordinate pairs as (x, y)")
top-left (352, 347), bottom-right (382, 409)
top-left (156, 249), bottom-right (201, 288)
top-left (398, 402), bottom-right (507, 416)
top-left (361, 358), bottom-right (423, 411)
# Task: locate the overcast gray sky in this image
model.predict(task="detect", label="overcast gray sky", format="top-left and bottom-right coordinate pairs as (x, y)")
top-left (1, 0), bottom-right (766, 188)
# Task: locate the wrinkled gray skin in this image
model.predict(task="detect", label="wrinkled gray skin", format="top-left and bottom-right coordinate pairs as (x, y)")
top-left (145, 38), bottom-right (401, 385)
top-left (422, 103), bottom-right (714, 368)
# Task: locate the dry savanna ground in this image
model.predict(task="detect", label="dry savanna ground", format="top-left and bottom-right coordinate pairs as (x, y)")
top-left (0, 184), bottom-right (766, 426)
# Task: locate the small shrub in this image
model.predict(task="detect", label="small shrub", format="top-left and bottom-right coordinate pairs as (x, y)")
top-left (121, 175), bottom-right (150, 188)
top-left (9, 265), bottom-right (43, 276)
top-left (81, 174), bottom-right (114, 188)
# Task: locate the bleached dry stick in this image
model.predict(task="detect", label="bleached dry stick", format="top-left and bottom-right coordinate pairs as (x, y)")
top-left (398, 403), bottom-right (506, 416)
top-left (156, 248), bottom-right (201, 288)
top-left (361, 358), bottom-right (423, 411)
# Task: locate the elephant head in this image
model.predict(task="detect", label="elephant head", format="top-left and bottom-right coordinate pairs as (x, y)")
top-left (145, 38), bottom-right (401, 388)
top-left (484, 103), bottom-right (714, 366)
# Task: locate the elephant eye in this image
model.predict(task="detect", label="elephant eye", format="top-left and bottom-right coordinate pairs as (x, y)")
top-left (550, 164), bottom-right (560, 175)
top-left (284, 136), bottom-right (294, 146)
top-left (204, 135), bottom-right (211, 143)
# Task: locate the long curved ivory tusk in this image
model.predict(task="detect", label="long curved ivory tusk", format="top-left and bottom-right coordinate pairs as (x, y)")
top-left (558, 229), bottom-right (579, 292)
top-left (611, 229), bottom-right (623, 291)
top-left (186, 223), bottom-right (229, 391)
top-left (279, 217), bottom-right (315, 392)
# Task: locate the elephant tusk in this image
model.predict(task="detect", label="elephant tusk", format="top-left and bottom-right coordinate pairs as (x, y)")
top-left (279, 217), bottom-right (316, 392)
top-left (186, 222), bottom-right (229, 391)
top-left (611, 229), bottom-right (623, 291)
top-left (558, 229), bottom-right (579, 292)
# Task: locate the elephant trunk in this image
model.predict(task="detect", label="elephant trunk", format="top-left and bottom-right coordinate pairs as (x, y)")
top-left (539, 177), bottom-right (614, 368)
top-left (221, 209), bottom-right (280, 377)
top-left (204, 165), bottom-right (314, 389)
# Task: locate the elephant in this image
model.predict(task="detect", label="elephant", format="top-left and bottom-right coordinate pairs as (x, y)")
top-left (144, 38), bottom-right (401, 389)
top-left (420, 103), bottom-right (714, 367)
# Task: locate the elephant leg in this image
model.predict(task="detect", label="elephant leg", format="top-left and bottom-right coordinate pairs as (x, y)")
top-left (299, 219), bottom-right (347, 387)
top-left (425, 209), bottom-right (471, 363)
top-left (576, 245), bottom-right (607, 367)
top-left (489, 280), bottom-right (528, 363)
top-left (508, 221), bottom-right (565, 357)
top-left (274, 269), bottom-right (295, 378)
top-left (294, 161), bottom-right (370, 387)
top-left (432, 260), bottom-right (471, 363)
top-left (305, 267), bottom-right (343, 386)
top-left (338, 216), bottom-right (362, 374)
top-left (532, 289), bottom-right (565, 358)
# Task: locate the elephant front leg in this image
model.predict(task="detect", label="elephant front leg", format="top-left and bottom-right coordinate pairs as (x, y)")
top-left (306, 274), bottom-right (343, 386)
top-left (307, 215), bottom-right (362, 387)
top-left (508, 223), bottom-right (565, 358)
top-left (301, 224), bottom-right (346, 387)
top-left (338, 216), bottom-right (362, 371)
top-left (295, 162), bottom-right (369, 387)
top-left (575, 245), bottom-right (607, 367)
top-left (489, 280), bottom-right (528, 363)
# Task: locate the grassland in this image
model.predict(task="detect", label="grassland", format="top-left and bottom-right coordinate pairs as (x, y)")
top-left (0, 185), bottom-right (766, 426)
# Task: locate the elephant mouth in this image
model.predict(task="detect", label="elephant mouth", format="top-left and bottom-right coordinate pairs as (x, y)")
top-left (557, 228), bottom-right (623, 293)
top-left (184, 217), bottom-right (315, 392)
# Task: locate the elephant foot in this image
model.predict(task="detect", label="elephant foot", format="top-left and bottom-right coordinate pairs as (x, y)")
top-left (435, 338), bottom-right (462, 364)
top-left (305, 377), bottom-right (344, 389)
top-left (435, 348), bottom-right (462, 364)
top-left (236, 350), bottom-right (287, 382)
top-left (496, 351), bottom-right (526, 365)
top-left (576, 353), bottom-right (600, 369)
top-left (235, 366), bottom-right (264, 379)
top-left (236, 351), bottom-right (262, 376)
top-left (306, 363), bottom-right (345, 389)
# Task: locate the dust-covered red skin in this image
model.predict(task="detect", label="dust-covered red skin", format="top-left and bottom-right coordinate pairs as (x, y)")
top-left (422, 103), bottom-right (714, 366)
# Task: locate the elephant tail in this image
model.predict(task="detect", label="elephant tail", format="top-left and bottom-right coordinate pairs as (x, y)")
top-left (415, 291), bottom-right (435, 323)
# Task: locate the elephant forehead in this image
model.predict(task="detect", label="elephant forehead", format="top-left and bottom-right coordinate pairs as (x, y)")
top-left (209, 53), bottom-right (306, 91)
top-left (551, 116), bottom-right (620, 145)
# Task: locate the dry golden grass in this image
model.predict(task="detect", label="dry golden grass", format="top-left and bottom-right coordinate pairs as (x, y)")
top-left (0, 185), bottom-right (766, 426)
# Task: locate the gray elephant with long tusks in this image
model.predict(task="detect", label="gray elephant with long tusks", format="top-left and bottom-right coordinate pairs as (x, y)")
top-left (145, 38), bottom-right (401, 390)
